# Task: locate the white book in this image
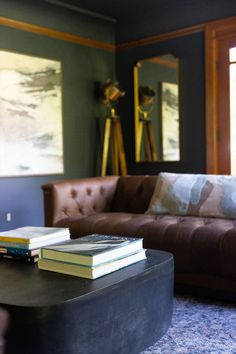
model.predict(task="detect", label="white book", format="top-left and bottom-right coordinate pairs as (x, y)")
top-left (40, 234), bottom-right (144, 266)
top-left (38, 249), bottom-right (146, 279)
top-left (0, 234), bottom-right (70, 250)
top-left (0, 226), bottom-right (70, 244)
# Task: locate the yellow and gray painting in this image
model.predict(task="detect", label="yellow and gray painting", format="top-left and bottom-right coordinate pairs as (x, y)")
top-left (0, 50), bottom-right (63, 176)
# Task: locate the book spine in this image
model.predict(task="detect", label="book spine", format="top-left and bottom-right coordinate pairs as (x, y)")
top-left (0, 246), bottom-right (38, 257)
top-left (0, 235), bottom-right (69, 250)
top-left (0, 236), bottom-right (29, 244)
top-left (0, 241), bottom-right (30, 249)
top-left (0, 253), bottom-right (39, 264)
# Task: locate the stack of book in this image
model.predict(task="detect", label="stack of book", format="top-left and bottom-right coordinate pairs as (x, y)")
top-left (38, 234), bottom-right (146, 279)
top-left (0, 226), bottom-right (70, 263)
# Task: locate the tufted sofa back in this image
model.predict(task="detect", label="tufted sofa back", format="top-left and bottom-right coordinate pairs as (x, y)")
top-left (42, 176), bottom-right (119, 227)
top-left (111, 175), bottom-right (157, 213)
top-left (42, 175), bottom-right (158, 227)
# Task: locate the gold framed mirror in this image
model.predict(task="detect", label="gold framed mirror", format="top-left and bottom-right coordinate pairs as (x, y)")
top-left (134, 54), bottom-right (180, 162)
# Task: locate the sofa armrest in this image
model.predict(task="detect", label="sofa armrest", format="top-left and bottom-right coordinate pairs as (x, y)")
top-left (42, 176), bottom-right (120, 227)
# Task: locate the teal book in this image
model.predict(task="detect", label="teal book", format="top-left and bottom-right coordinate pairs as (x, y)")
top-left (40, 234), bottom-right (144, 267)
top-left (0, 246), bottom-right (39, 257)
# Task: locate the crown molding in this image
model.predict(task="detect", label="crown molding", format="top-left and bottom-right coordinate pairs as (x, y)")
top-left (3, 16), bottom-right (233, 54)
top-left (0, 16), bottom-right (205, 54)
top-left (0, 16), bottom-right (115, 52)
top-left (116, 23), bottom-right (205, 51)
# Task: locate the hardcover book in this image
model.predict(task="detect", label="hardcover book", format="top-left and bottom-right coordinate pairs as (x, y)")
top-left (40, 234), bottom-right (144, 266)
top-left (38, 249), bottom-right (146, 279)
top-left (0, 226), bottom-right (70, 244)
top-left (0, 246), bottom-right (39, 257)
top-left (0, 253), bottom-right (39, 264)
top-left (0, 234), bottom-right (70, 250)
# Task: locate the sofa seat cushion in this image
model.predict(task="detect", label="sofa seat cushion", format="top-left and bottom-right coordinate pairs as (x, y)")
top-left (69, 212), bottom-right (157, 239)
top-left (69, 213), bottom-right (236, 280)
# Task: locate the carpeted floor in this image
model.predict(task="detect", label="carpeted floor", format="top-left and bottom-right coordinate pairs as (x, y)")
top-left (141, 295), bottom-right (236, 354)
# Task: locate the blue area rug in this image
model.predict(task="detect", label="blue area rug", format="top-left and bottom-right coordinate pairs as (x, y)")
top-left (141, 296), bottom-right (236, 353)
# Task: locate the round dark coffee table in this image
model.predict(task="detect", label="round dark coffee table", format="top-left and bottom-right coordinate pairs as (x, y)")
top-left (0, 250), bottom-right (174, 354)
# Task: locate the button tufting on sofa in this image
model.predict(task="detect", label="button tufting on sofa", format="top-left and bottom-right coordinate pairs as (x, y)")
top-left (86, 188), bottom-right (92, 196)
top-left (63, 207), bottom-right (68, 215)
top-left (100, 186), bottom-right (105, 195)
top-left (42, 175), bottom-right (236, 301)
top-left (71, 189), bottom-right (77, 198)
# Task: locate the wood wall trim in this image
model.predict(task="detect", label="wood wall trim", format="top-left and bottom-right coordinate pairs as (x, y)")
top-left (0, 16), bottom-right (115, 52)
top-left (204, 16), bottom-right (236, 38)
top-left (205, 16), bottom-right (236, 174)
top-left (116, 23), bottom-right (205, 51)
top-left (1, 15), bottom-right (236, 55)
top-left (205, 24), bottom-right (218, 174)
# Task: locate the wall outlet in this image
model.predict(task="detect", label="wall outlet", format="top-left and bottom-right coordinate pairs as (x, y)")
top-left (6, 212), bottom-right (12, 222)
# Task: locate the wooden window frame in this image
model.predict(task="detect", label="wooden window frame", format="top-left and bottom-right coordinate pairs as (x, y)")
top-left (205, 16), bottom-right (236, 174)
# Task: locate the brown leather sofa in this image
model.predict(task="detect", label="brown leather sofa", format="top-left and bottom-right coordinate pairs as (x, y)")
top-left (42, 175), bottom-right (236, 301)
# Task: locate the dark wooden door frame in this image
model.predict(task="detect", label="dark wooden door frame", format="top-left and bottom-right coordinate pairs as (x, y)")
top-left (205, 16), bottom-right (236, 174)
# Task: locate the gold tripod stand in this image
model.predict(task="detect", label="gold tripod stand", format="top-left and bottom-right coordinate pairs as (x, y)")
top-left (101, 109), bottom-right (127, 176)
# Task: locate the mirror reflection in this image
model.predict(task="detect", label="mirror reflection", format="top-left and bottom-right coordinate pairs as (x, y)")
top-left (134, 54), bottom-right (180, 162)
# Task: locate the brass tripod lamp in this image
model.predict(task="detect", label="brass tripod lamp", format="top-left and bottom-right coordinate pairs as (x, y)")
top-left (138, 85), bottom-right (155, 120)
top-left (101, 79), bottom-right (125, 116)
top-left (100, 79), bottom-right (127, 176)
top-left (138, 85), bottom-right (157, 161)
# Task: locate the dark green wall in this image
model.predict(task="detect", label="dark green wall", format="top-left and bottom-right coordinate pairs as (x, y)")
top-left (0, 0), bottom-right (115, 230)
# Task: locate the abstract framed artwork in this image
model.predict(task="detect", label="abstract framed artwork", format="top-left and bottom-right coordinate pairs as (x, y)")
top-left (0, 50), bottom-right (64, 177)
top-left (161, 81), bottom-right (180, 161)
